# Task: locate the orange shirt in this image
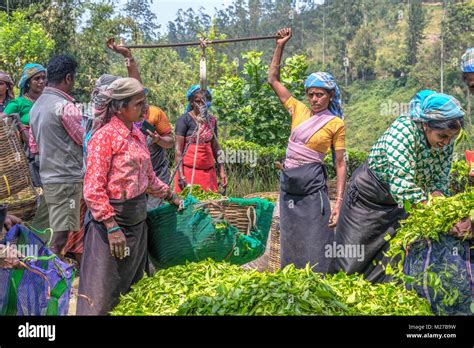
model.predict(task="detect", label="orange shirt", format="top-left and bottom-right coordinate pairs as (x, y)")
top-left (284, 96), bottom-right (345, 154)
top-left (146, 105), bottom-right (172, 136)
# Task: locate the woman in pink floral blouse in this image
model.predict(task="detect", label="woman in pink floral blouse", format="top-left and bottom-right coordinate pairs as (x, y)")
top-left (78, 77), bottom-right (181, 315)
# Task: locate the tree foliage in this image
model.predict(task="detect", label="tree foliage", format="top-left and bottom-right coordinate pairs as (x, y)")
top-left (405, 0), bottom-right (426, 66)
top-left (212, 51), bottom-right (308, 148)
top-left (0, 11), bottom-right (54, 82)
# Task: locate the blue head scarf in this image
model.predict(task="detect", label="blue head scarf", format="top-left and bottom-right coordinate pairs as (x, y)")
top-left (408, 90), bottom-right (464, 122)
top-left (304, 72), bottom-right (344, 119)
top-left (186, 84), bottom-right (212, 113)
top-left (18, 63), bottom-right (46, 97)
top-left (461, 48), bottom-right (474, 73)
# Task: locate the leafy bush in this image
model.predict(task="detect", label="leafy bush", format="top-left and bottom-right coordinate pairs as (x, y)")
top-left (213, 51), bottom-right (308, 149)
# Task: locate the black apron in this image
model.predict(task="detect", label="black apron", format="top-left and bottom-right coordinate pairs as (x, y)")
top-left (147, 140), bottom-right (170, 210)
top-left (77, 194), bottom-right (148, 315)
top-left (333, 161), bottom-right (407, 283)
top-left (279, 162), bottom-right (334, 273)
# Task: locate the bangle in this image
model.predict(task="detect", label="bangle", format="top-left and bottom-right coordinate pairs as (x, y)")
top-left (107, 226), bottom-right (121, 234)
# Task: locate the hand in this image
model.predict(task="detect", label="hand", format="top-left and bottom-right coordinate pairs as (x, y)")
top-left (0, 244), bottom-right (22, 269)
top-left (328, 205), bottom-right (341, 228)
top-left (219, 171), bottom-right (228, 188)
top-left (107, 229), bottom-right (127, 259)
top-left (178, 177), bottom-right (187, 190)
top-left (49, 231), bottom-right (69, 257)
top-left (431, 190), bottom-right (444, 197)
top-left (170, 195), bottom-right (184, 212)
top-left (276, 28), bottom-right (292, 46)
top-left (4, 215), bottom-right (22, 231)
top-left (106, 37), bottom-right (132, 58)
top-left (146, 129), bottom-right (161, 144)
top-left (448, 217), bottom-right (473, 240)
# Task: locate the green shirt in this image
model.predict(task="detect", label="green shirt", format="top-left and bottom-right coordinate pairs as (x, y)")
top-left (3, 97), bottom-right (33, 125)
top-left (368, 115), bottom-right (452, 205)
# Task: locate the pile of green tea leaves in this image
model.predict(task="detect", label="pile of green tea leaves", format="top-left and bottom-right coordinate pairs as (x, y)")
top-left (178, 185), bottom-right (222, 201)
top-left (386, 189), bottom-right (474, 270)
top-left (111, 260), bottom-right (431, 316)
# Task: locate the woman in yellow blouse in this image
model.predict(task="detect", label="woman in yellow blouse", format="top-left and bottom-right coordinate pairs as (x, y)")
top-left (268, 28), bottom-right (347, 272)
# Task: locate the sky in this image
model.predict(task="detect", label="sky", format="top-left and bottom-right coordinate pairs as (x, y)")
top-left (149, 0), bottom-right (235, 32)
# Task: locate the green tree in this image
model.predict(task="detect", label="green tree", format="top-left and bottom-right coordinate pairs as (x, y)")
top-left (123, 0), bottom-right (160, 43)
top-left (405, 0), bottom-right (426, 66)
top-left (349, 26), bottom-right (376, 81)
top-left (71, 1), bottom-right (134, 101)
top-left (28, 0), bottom-right (83, 54)
top-left (0, 10), bottom-right (54, 82)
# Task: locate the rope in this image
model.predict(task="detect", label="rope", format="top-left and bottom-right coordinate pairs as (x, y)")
top-left (25, 223), bottom-right (54, 247)
top-left (190, 122), bottom-right (201, 196)
top-left (3, 175), bottom-right (11, 196)
top-left (246, 206), bottom-right (257, 235)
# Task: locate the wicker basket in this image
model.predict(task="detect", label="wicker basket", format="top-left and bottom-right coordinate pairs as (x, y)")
top-left (267, 220), bottom-right (281, 272)
top-left (0, 118), bottom-right (34, 199)
top-left (327, 179), bottom-right (338, 200)
top-left (244, 191), bottom-right (279, 202)
top-left (199, 200), bottom-right (258, 235)
top-left (1, 186), bottom-right (40, 222)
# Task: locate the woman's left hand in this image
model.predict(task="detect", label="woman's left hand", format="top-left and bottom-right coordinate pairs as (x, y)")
top-left (328, 205), bottom-right (340, 228)
top-left (431, 190), bottom-right (444, 197)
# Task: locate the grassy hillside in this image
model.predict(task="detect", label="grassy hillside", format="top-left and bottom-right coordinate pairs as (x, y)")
top-left (344, 80), bottom-right (418, 152)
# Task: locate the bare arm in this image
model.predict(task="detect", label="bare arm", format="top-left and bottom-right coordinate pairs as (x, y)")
top-left (211, 137), bottom-right (226, 186)
top-left (107, 38), bottom-right (142, 83)
top-left (175, 135), bottom-right (186, 181)
top-left (268, 28), bottom-right (293, 105)
top-left (156, 133), bottom-right (174, 149)
top-left (334, 149), bottom-right (347, 204)
top-left (147, 130), bottom-right (174, 149)
top-left (329, 149), bottom-right (347, 228)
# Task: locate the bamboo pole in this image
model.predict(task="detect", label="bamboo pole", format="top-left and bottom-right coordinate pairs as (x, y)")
top-left (124, 35), bottom-right (278, 49)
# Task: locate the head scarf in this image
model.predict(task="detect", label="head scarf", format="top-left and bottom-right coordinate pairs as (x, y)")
top-left (18, 63), bottom-right (46, 97)
top-left (461, 48), bottom-right (474, 73)
top-left (83, 77), bottom-right (147, 169)
top-left (92, 77), bottom-right (146, 130)
top-left (186, 84), bottom-right (212, 113)
top-left (0, 71), bottom-right (14, 100)
top-left (304, 72), bottom-right (344, 119)
top-left (408, 90), bottom-right (465, 122)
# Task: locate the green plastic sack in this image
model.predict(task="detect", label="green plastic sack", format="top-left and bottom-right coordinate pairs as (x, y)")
top-left (147, 195), bottom-right (274, 269)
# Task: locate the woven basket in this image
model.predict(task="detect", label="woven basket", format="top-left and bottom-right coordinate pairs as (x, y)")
top-left (0, 118), bottom-right (34, 199)
top-left (199, 200), bottom-right (258, 235)
top-left (244, 191), bottom-right (279, 202)
top-left (327, 179), bottom-right (338, 200)
top-left (267, 220), bottom-right (280, 272)
top-left (1, 186), bottom-right (40, 222)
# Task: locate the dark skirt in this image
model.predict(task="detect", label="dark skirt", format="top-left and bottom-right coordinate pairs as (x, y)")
top-left (279, 162), bottom-right (334, 273)
top-left (77, 194), bottom-right (148, 315)
top-left (333, 161), bottom-right (407, 283)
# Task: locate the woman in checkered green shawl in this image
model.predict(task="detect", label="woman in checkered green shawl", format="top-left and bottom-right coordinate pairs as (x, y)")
top-left (332, 90), bottom-right (464, 283)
